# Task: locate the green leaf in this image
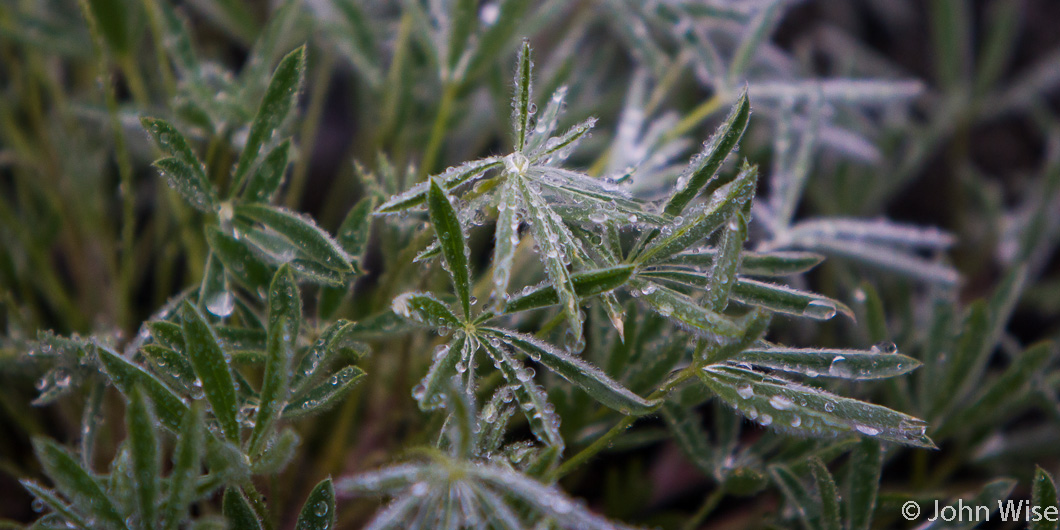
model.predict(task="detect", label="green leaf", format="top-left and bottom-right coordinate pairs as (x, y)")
top-left (492, 176), bottom-right (521, 300)
top-left (198, 252), bottom-right (231, 318)
top-left (482, 339), bottom-right (564, 449)
top-left (415, 333), bottom-right (469, 411)
top-left (180, 302), bottom-right (241, 442)
top-left (86, 0), bottom-right (132, 54)
top-left (707, 211), bottom-right (747, 311)
top-left (162, 403), bottom-right (205, 530)
top-left (126, 386), bottom-right (161, 530)
top-left (730, 278), bottom-right (854, 321)
top-left (206, 227), bottom-right (278, 291)
top-left (289, 259), bottom-right (350, 287)
top-left (141, 118), bottom-right (216, 212)
top-left (730, 347), bottom-right (920, 380)
top-left (700, 365), bottom-right (935, 448)
top-left (846, 439), bottom-right (882, 530)
top-left (283, 366), bottom-right (365, 419)
top-left (487, 328), bottom-right (659, 415)
top-left (235, 203), bottom-right (353, 272)
top-left (152, 157), bottom-right (219, 213)
top-left (251, 428), bottom-right (300, 475)
top-left (427, 178), bottom-right (472, 318)
top-left (660, 402), bottom-right (713, 475)
top-left (519, 179), bottom-right (582, 340)
top-left (375, 158), bottom-right (503, 213)
top-left (1032, 467), bottom-right (1059, 530)
top-left (770, 464), bottom-right (819, 530)
top-left (250, 265), bottom-right (301, 456)
top-left (391, 291), bottom-right (462, 329)
top-left (140, 345), bottom-right (196, 392)
top-left (32, 438), bottom-right (128, 530)
top-left (530, 117), bottom-right (597, 162)
top-left (665, 91), bottom-right (750, 216)
top-left (97, 346), bottom-right (188, 432)
top-left (809, 459), bottom-right (841, 530)
top-left (222, 488), bottom-right (262, 530)
top-left (503, 265), bottom-right (634, 313)
top-left (445, 0), bottom-right (476, 78)
top-left (232, 46), bottom-right (306, 193)
top-left (147, 321), bottom-right (184, 350)
top-left (19, 480), bottom-right (89, 528)
top-left (918, 479), bottom-right (1016, 530)
top-left (513, 39), bottom-right (533, 152)
top-left (242, 139), bottom-right (290, 203)
top-left (634, 281), bottom-right (744, 338)
top-left (638, 161), bottom-right (758, 265)
top-left (336, 195), bottom-right (378, 266)
top-left (295, 478), bottom-right (336, 530)
top-left (291, 320), bottom-right (366, 393)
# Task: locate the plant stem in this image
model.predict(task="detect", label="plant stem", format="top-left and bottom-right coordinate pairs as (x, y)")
top-left (682, 485), bottom-right (727, 530)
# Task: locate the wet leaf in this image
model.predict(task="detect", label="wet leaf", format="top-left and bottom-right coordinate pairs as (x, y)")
top-left (295, 478), bottom-right (336, 530)
top-left (32, 438), bottom-right (128, 530)
top-left (126, 386), bottom-right (161, 530)
top-left (222, 488), bottom-right (262, 530)
top-left (250, 265), bottom-right (301, 456)
top-left (283, 366), bottom-right (365, 419)
top-left (180, 301), bottom-right (241, 442)
top-left (427, 178), bottom-right (472, 318)
top-left (236, 203), bottom-right (352, 272)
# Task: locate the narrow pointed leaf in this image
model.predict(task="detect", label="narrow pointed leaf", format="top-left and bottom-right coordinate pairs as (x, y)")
top-left (19, 480), bottom-right (88, 528)
top-left (770, 464), bottom-right (818, 530)
top-left (251, 265), bottom-right (301, 456)
top-left (242, 139), bottom-right (290, 203)
top-left (391, 291), bottom-right (461, 328)
top-left (291, 320), bottom-right (366, 392)
top-left (141, 345), bottom-right (196, 392)
top-left (482, 340), bottom-right (563, 449)
top-left (295, 478), bottom-right (336, 530)
top-left (153, 157), bottom-right (218, 213)
top-left (639, 162), bottom-right (758, 265)
top-left (206, 226), bottom-right (278, 290)
top-left (251, 428), bottom-right (300, 475)
top-left (707, 211), bottom-right (747, 311)
top-left (531, 117), bottom-right (597, 163)
top-left (700, 365), bottom-right (935, 448)
top-left (236, 203), bottom-right (352, 272)
top-left (665, 92), bottom-right (750, 216)
top-left (426, 179), bottom-right (472, 316)
top-left (126, 386), bottom-right (161, 530)
top-left (283, 366), bottom-right (365, 419)
top-left (337, 195), bottom-right (379, 265)
top-left (520, 180), bottom-right (582, 337)
top-left (846, 439), bottom-right (882, 530)
top-left (488, 328), bottom-right (659, 414)
top-left (32, 438), bottom-right (128, 530)
top-left (180, 301), bottom-right (240, 442)
top-left (223, 488), bottom-right (262, 530)
top-left (809, 459), bottom-right (841, 530)
top-left (1032, 467), bottom-right (1059, 530)
top-left (375, 158), bottom-right (502, 213)
top-left (730, 347), bottom-right (920, 380)
top-left (503, 265), bottom-right (634, 313)
top-left (525, 85), bottom-right (568, 152)
top-left (162, 403), bottom-right (205, 530)
top-left (232, 46), bottom-right (306, 192)
top-left (141, 117), bottom-right (216, 210)
top-left (634, 281), bottom-right (744, 337)
top-left (731, 278), bottom-right (854, 321)
top-left (513, 39), bottom-right (532, 151)
top-left (415, 334), bottom-right (468, 411)
top-left (492, 176), bottom-right (521, 300)
top-left (290, 258), bottom-right (350, 286)
top-left (148, 321), bottom-right (185, 350)
top-left (97, 346), bottom-right (188, 432)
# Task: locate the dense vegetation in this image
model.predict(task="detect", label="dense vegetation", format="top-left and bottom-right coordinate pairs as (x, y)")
top-left (1, 1), bottom-right (1059, 528)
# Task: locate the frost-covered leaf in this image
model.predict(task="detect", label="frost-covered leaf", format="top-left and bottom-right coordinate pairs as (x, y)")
top-left (503, 265), bottom-right (634, 313)
top-left (291, 320), bottom-right (366, 393)
top-left (32, 438), bottom-right (128, 530)
top-left (141, 117), bottom-right (217, 212)
top-left (665, 91), bottom-right (750, 216)
top-left (427, 178), bottom-right (472, 317)
top-left (250, 265), bottom-right (301, 456)
top-left (638, 162), bottom-right (758, 265)
top-left (531, 117), bottom-right (597, 163)
top-left (482, 339), bottom-right (563, 449)
top-left (391, 291), bottom-right (461, 329)
top-left (730, 347), bottom-right (920, 380)
top-left (633, 281), bottom-right (744, 338)
top-left (180, 301), bottom-right (241, 442)
top-left (700, 365), bottom-right (934, 448)
top-left (513, 39), bottom-right (533, 152)
top-left (295, 478), bottom-right (336, 530)
top-left (413, 333), bottom-right (468, 411)
top-left (486, 328), bottom-right (659, 415)
top-left (730, 278), bottom-right (853, 321)
top-left (375, 158), bottom-right (502, 213)
top-left (707, 211), bottom-right (747, 311)
top-left (520, 179), bottom-right (583, 341)
top-left (492, 176), bottom-right (521, 300)
top-left (235, 203), bottom-right (352, 272)
top-left (283, 366), bottom-right (365, 419)
top-left (242, 139), bottom-right (290, 203)
top-left (232, 46), bottom-right (306, 192)
top-left (97, 346), bottom-right (188, 432)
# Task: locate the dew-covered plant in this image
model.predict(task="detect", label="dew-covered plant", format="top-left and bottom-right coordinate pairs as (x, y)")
top-left (2, 1), bottom-right (1059, 529)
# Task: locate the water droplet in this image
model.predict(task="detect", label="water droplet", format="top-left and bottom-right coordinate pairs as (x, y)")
top-left (804, 299), bottom-right (837, 320)
top-left (736, 385), bottom-right (754, 399)
top-left (769, 395), bottom-right (793, 410)
top-left (760, 414), bottom-right (773, 426)
top-left (824, 401), bottom-right (836, 412)
top-left (872, 341), bottom-right (897, 354)
top-left (855, 424), bottom-right (880, 436)
top-left (206, 291), bottom-right (235, 317)
top-left (314, 500), bottom-right (329, 516)
top-left (790, 416), bottom-right (802, 427)
top-left (411, 482), bottom-right (429, 497)
top-left (828, 356), bottom-right (849, 377)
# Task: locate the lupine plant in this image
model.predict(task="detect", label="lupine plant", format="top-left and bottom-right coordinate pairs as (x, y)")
top-left (2, 1), bottom-right (1059, 529)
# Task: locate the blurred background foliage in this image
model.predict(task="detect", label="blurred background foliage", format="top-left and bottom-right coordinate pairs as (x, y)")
top-left (1, 0), bottom-right (1059, 528)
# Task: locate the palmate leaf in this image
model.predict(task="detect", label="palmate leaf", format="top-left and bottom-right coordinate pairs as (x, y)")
top-left (206, 226), bottom-right (278, 290)
top-left (700, 365), bottom-right (935, 448)
top-left (664, 249), bottom-right (825, 277)
top-left (392, 291), bottom-right (461, 329)
top-left (97, 346), bottom-right (189, 432)
top-left (290, 319), bottom-right (367, 393)
top-left (632, 280), bottom-right (744, 338)
top-left (707, 210), bottom-right (747, 311)
top-left (484, 328), bottom-right (658, 415)
top-left (242, 139), bottom-right (290, 203)
top-left (492, 176), bottom-right (521, 300)
top-left (427, 178), bottom-right (472, 318)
